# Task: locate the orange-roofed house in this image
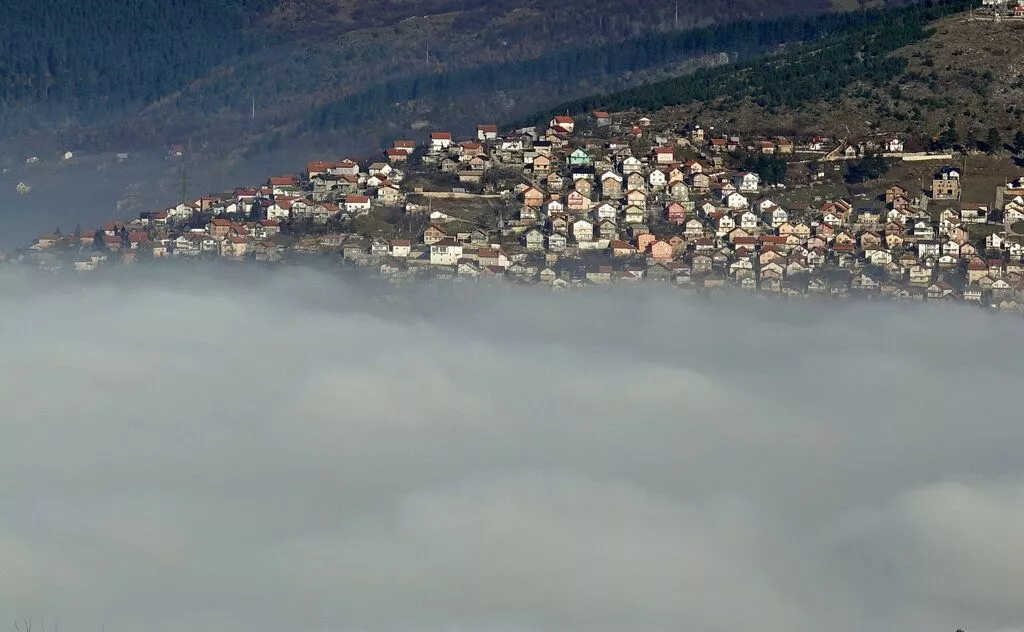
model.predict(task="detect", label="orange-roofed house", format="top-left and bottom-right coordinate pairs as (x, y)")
top-left (637, 232), bottom-right (656, 253)
top-left (650, 239), bottom-right (673, 262)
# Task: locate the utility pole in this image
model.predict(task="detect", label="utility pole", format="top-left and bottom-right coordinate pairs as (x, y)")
top-left (675, 2), bottom-right (679, 30)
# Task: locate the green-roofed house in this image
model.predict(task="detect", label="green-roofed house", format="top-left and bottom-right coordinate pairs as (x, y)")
top-left (568, 148), bottom-right (592, 167)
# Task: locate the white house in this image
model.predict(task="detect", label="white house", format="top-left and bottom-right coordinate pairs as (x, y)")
top-left (430, 239), bottom-right (463, 265)
top-left (390, 239), bottom-right (412, 258)
top-left (344, 195), bottom-right (372, 214)
top-left (476, 124), bottom-right (499, 141)
top-left (545, 198), bottom-right (564, 215)
top-left (266, 201), bottom-right (292, 221)
top-left (766, 206), bottom-right (789, 228)
top-left (547, 233), bottom-right (567, 251)
top-left (734, 172), bottom-right (760, 193)
top-left (430, 132), bottom-right (453, 151)
top-left (167, 202), bottom-right (195, 221)
top-left (594, 203), bottom-right (618, 222)
top-left (886, 138), bottom-right (904, 153)
top-left (549, 115), bottom-right (575, 133)
top-left (725, 192), bottom-right (749, 209)
top-left (621, 156), bottom-right (643, 174)
top-left (737, 210), bottom-right (760, 230)
top-left (573, 219), bottom-right (595, 242)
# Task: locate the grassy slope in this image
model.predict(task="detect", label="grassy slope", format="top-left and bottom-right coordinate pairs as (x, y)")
top-left (604, 7), bottom-right (1024, 142)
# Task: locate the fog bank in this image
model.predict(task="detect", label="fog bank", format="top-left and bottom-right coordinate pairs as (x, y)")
top-left (0, 269), bottom-right (1021, 632)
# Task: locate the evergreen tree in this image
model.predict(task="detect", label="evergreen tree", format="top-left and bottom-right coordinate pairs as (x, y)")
top-left (845, 154), bottom-right (890, 183)
top-left (985, 127), bottom-right (1002, 154)
top-left (1013, 130), bottom-right (1024, 154)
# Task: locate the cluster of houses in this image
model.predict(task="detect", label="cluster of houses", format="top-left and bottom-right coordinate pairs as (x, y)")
top-left (21, 157), bottom-right (410, 269)
top-left (16, 111), bottom-right (1024, 310)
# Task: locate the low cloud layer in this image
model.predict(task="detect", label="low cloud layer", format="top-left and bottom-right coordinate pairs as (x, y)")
top-left (0, 268), bottom-right (1022, 632)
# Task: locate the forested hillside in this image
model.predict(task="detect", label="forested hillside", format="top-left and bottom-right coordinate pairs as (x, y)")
top-left (0, 0), bottom-right (271, 124)
top-left (305, 11), bottom-right (882, 133)
top-left (0, 0), bottom-right (888, 155)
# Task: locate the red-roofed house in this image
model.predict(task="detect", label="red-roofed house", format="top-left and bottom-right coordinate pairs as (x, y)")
top-left (385, 148), bottom-right (409, 162)
top-left (652, 146), bottom-right (675, 165)
top-left (666, 202), bottom-right (687, 224)
top-left (345, 194), bottom-right (372, 213)
top-left (260, 219), bottom-right (281, 236)
top-left (548, 115), bottom-right (575, 133)
top-left (207, 218), bottom-right (233, 239)
top-left (268, 176), bottom-right (299, 194)
top-left (390, 239), bottom-right (412, 258)
top-left (306, 161), bottom-right (342, 178)
top-left (430, 132), bottom-right (453, 151)
top-left (476, 124), bottom-right (499, 141)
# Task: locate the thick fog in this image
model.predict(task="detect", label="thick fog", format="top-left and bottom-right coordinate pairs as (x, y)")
top-left (0, 268), bottom-right (1021, 632)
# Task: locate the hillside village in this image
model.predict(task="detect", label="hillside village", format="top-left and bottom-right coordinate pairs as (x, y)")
top-left (14, 110), bottom-right (1024, 310)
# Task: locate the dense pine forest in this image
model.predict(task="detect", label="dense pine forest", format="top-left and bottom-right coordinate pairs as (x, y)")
top-left (0, 0), bottom-right (272, 124)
